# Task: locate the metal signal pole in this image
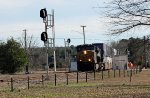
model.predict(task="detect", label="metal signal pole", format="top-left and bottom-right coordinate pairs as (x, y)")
top-left (81, 25), bottom-right (86, 44)
top-left (47, 9), bottom-right (56, 72)
top-left (45, 17), bottom-right (49, 79)
top-left (52, 10), bottom-right (57, 72)
top-left (40, 9), bottom-right (57, 80)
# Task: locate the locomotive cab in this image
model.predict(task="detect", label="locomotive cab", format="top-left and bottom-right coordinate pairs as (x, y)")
top-left (76, 44), bottom-right (100, 71)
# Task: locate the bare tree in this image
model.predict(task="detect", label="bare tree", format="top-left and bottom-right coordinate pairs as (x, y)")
top-left (18, 32), bottom-right (41, 71)
top-left (104, 0), bottom-right (150, 34)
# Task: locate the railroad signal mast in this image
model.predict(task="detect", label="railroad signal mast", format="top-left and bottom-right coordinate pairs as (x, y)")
top-left (40, 8), bottom-right (57, 79)
top-left (64, 38), bottom-right (71, 71)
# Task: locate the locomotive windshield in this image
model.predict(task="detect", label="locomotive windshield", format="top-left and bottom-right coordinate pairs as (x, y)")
top-left (76, 44), bottom-right (94, 52)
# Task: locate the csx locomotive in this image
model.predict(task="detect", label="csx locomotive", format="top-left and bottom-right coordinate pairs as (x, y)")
top-left (76, 43), bottom-right (113, 71)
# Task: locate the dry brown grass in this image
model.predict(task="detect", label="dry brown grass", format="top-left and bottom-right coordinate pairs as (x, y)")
top-left (0, 69), bottom-right (150, 98)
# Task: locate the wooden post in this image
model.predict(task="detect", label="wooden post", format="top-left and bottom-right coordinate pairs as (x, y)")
top-left (123, 69), bottom-right (125, 77)
top-left (119, 69), bottom-right (121, 77)
top-left (94, 71), bottom-right (96, 80)
top-left (127, 70), bottom-right (129, 77)
top-left (136, 66), bottom-right (138, 74)
top-left (42, 75), bottom-right (44, 86)
top-left (66, 73), bottom-right (68, 85)
top-left (139, 65), bottom-right (141, 72)
top-left (108, 70), bottom-right (110, 78)
top-left (11, 78), bottom-right (13, 92)
top-left (77, 71), bottom-right (78, 84)
top-left (114, 69), bottom-right (116, 78)
top-left (86, 72), bottom-right (87, 82)
top-left (55, 74), bottom-right (56, 86)
top-left (28, 76), bottom-right (30, 89)
top-left (131, 69), bottom-right (132, 77)
top-left (130, 69), bottom-right (132, 82)
top-left (102, 70), bottom-right (104, 80)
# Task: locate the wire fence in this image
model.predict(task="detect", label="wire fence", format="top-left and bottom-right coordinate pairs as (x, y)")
top-left (0, 67), bottom-right (142, 92)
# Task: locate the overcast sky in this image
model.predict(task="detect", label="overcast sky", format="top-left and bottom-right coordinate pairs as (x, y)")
top-left (0, 0), bottom-right (149, 46)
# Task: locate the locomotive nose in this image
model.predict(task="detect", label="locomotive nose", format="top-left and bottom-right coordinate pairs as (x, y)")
top-left (83, 50), bottom-right (87, 54)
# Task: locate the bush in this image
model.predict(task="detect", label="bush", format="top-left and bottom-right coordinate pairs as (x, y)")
top-left (0, 38), bottom-right (28, 74)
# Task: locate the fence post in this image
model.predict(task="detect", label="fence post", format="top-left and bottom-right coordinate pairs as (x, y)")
top-left (136, 66), bottom-right (138, 74)
top-left (102, 70), bottom-right (104, 80)
top-left (42, 75), bottom-right (44, 86)
top-left (11, 77), bottom-right (13, 92)
top-left (114, 69), bottom-right (116, 78)
top-left (131, 69), bottom-right (132, 77)
top-left (139, 65), bottom-right (142, 72)
top-left (139, 66), bottom-right (140, 72)
top-left (123, 69), bottom-right (125, 77)
top-left (119, 69), bottom-right (121, 77)
top-left (108, 70), bottom-right (110, 78)
top-left (127, 70), bottom-right (129, 77)
top-left (130, 69), bottom-right (132, 82)
top-left (77, 71), bottom-right (78, 84)
top-left (86, 72), bottom-right (87, 82)
top-left (66, 73), bottom-right (68, 85)
top-left (55, 74), bottom-right (56, 86)
top-left (27, 76), bottom-right (30, 89)
top-left (94, 71), bottom-right (96, 80)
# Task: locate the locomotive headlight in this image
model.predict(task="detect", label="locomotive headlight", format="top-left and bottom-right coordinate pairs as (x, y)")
top-left (88, 58), bottom-right (91, 62)
top-left (83, 50), bottom-right (87, 54)
top-left (80, 59), bottom-right (82, 62)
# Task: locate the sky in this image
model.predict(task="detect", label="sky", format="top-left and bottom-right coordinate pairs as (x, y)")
top-left (0, 0), bottom-right (149, 47)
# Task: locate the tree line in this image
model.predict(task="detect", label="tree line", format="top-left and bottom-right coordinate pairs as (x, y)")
top-left (111, 37), bottom-right (150, 68)
top-left (0, 37), bottom-right (149, 74)
top-left (0, 38), bottom-right (77, 74)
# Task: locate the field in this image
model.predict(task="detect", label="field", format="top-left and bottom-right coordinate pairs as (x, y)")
top-left (0, 69), bottom-right (150, 98)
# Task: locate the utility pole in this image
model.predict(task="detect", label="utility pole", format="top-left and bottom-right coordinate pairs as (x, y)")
top-left (144, 36), bottom-right (147, 69)
top-left (24, 29), bottom-right (27, 51)
top-left (81, 25), bottom-right (86, 44)
top-left (23, 29), bottom-right (29, 74)
top-left (64, 39), bottom-right (67, 68)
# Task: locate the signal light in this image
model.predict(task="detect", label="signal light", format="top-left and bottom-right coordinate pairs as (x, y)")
top-left (40, 8), bottom-right (47, 19)
top-left (67, 38), bottom-right (71, 43)
top-left (41, 32), bottom-right (48, 42)
top-left (83, 50), bottom-right (87, 54)
top-left (88, 58), bottom-right (91, 62)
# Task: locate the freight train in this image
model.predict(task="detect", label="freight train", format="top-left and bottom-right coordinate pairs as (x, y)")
top-left (76, 43), bottom-right (114, 71)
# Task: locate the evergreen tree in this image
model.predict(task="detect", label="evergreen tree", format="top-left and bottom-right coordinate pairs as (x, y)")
top-left (0, 38), bottom-right (28, 74)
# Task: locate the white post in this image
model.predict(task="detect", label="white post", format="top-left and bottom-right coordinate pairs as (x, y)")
top-left (44, 40), bottom-right (49, 80)
top-left (54, 49), bottom-right (56, 72)
top-left (46, 41), bottom-right (49, 79)
top-left (52, 10), bottom-right (57, 72)
top-left (45, 15), bottom-right (49, 79)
